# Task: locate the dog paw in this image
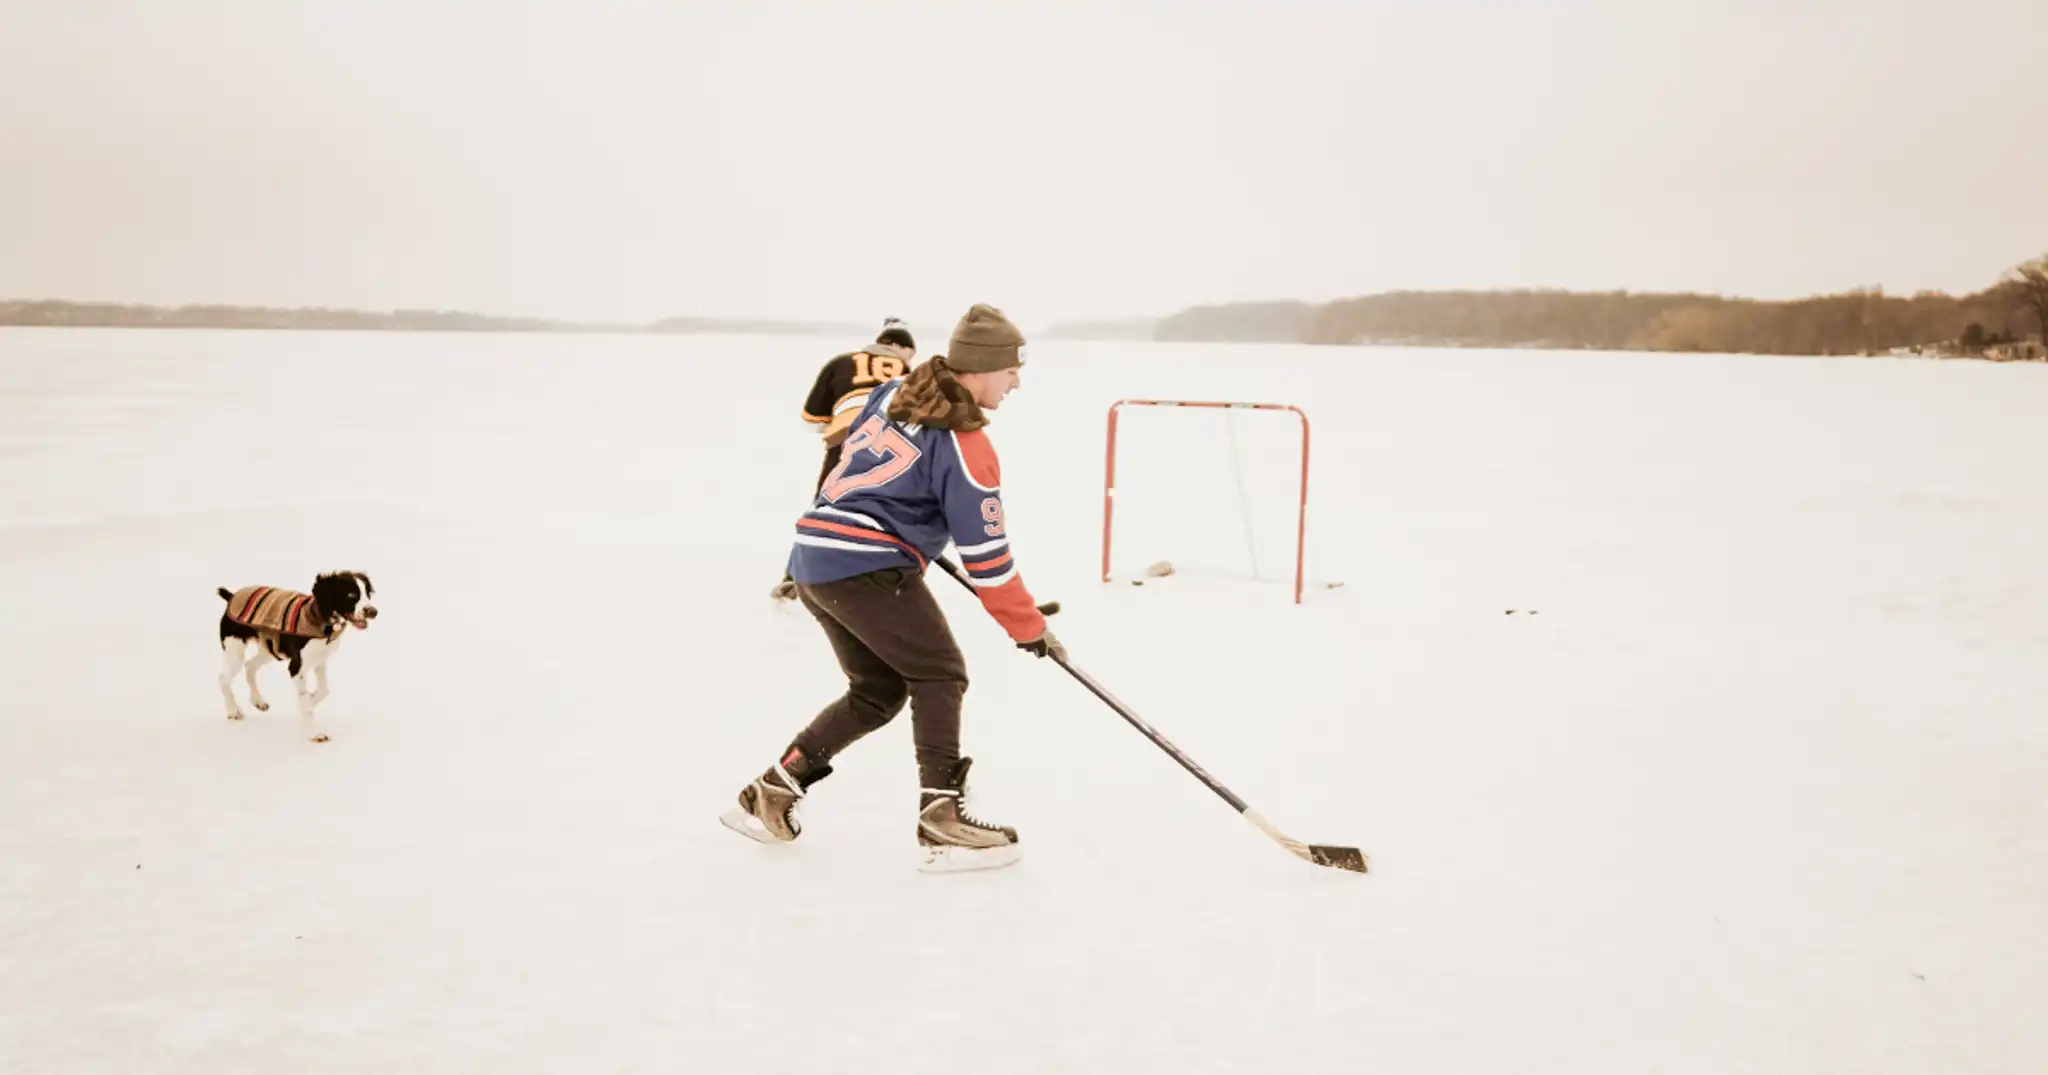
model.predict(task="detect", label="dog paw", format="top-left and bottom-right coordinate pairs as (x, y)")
top-left (309, 733), bottom-right (330, 744)
top-left (226, 711), bottom-right (246, 721)
top-left (251, 700), bottom-right (270, 712)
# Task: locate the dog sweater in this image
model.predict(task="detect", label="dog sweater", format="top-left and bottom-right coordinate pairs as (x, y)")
top-left (223, 585), bottom-right (332, 639)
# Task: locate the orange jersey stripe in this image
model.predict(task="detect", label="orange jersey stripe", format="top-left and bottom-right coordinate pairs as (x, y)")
top-left (796, 518), bottom-right (929, 566)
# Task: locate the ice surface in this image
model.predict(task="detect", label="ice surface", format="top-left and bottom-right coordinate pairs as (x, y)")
top-left (3, 326), bottom-right (2044, 1073)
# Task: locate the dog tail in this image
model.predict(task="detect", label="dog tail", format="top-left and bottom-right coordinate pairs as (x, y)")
top-left (217, 587), bottom-right (234, 602)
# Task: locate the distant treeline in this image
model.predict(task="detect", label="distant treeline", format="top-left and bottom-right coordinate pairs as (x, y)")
top-left (645, 315), bottom-right (873, 337)
top-left (13, 254), bottom-right (2048, 361)
top-left (1151, 301), bottom-right (1322, 344)
top-left (0, 300), bottom-right (613, 333)
top-left (1299, 286), bottom-right (2035, 356)
top-left (1135, 255), bottom-right (2048, 359)
top-left (1153, 287), bottom-right (2039, 357)
top-left (0, 300), bottom-right (868, 338)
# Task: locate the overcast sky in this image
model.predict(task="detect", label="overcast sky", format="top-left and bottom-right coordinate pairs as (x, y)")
top-left (2, 0), bottom-right (2041, 328)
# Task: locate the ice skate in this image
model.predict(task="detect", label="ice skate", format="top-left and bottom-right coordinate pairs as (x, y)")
top-left (721, 747), bottom-right (830, 844)
top-left (916, 757), bottom-right (1021, 873)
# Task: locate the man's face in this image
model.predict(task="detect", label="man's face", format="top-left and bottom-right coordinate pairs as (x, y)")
top-left (959, 366), bottom-right (1021, 410)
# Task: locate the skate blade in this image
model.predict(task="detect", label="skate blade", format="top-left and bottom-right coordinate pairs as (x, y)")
top-left (719, 807), bottom-right (787, 845)
top-left (917, 842), bottom-right (1022, 874)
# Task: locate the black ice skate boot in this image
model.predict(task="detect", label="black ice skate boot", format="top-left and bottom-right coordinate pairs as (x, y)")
top-left (721, 745), bottom-right (831, 843)
top-left (916, 757), bottom-right (1021, 873)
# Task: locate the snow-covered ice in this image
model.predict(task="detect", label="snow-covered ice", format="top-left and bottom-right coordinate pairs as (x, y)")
top-left (3, 326), bottom-right (2045, 1073)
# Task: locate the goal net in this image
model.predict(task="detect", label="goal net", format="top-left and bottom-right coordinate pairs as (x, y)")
top-left (1100, 399), bottom-right (1321, 603)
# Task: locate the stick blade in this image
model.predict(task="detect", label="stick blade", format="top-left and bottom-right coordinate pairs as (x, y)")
top-left (1308, 844), bottom-right (1369, 873)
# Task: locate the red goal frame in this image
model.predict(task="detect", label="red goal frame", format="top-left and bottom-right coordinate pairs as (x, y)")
top-left (1101, 399), bottom-right (1312, 604)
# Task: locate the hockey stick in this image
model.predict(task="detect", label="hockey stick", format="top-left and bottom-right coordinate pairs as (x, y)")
top-left (932, 556), bottom-right (1367, 874)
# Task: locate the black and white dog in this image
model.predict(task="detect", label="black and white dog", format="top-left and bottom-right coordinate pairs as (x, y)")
top-left (216, 571), bottom-right (377, 742)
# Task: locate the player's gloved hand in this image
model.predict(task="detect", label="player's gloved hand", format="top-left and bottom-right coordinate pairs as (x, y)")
top-left (1018, 629), bottom-right (1066, 661)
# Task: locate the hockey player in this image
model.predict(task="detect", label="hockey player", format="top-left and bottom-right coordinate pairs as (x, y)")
top-left (803, 317), bottom-right (917, 489)
top-left (771, 318), bottom-right (918, 601)
top-left (723, 303), bottom-right (1064, 873)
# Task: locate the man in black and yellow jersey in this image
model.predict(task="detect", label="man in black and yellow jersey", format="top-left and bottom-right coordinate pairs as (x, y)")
top-left (773, 318), bottom-right (918, 600)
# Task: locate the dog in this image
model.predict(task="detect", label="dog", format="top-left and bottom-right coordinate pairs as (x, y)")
top-left (216, 571), bottom-right (377, 742)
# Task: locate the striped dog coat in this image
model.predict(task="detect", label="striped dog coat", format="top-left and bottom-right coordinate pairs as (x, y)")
top-left (223, 585), bottom-right (334, 640)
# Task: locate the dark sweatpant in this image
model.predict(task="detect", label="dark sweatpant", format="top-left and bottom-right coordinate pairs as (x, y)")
top-left (790, 566), bottom-right (967, 789)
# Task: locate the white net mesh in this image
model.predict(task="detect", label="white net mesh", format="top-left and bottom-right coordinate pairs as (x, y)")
top-left (1105, 402), bottom-right (1309, 589)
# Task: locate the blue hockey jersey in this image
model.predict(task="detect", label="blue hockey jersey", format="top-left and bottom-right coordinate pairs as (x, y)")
top-left (785, 380), bottom-right (1047, 643)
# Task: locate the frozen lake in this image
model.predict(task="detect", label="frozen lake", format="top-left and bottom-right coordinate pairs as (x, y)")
top-left (3, 325), bottom-right (2045, 1074)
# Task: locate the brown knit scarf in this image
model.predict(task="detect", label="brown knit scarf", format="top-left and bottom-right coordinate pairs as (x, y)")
top-left (884, 356), bottom-right (988, 432)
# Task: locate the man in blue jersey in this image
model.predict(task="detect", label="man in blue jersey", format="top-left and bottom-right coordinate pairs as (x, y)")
top-left (722, 303), bottom-right (1063, 873)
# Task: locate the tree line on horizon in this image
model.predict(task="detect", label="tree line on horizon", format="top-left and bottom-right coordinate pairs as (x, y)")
top-left (1154, 255), bottom-right (2048, 359)
top-left (0, 300), bottom-right (873, 339)
top-left (0, 301), bottom-right (596, 333)
top-left (7, 255), bottom-right (2045, 360)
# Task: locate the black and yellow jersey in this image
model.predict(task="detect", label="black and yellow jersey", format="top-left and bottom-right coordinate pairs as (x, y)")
top-left (802, 346), bottom-right (913, 445)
